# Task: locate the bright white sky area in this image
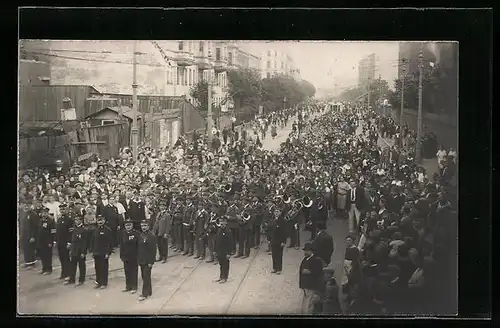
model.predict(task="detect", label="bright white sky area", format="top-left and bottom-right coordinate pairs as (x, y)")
top-left (240, 41), bottom-right (400, 91)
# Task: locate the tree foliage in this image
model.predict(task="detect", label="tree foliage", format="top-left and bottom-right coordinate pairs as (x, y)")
top-left (190, 69), bottom-right (316, 118)
top-left (189, 80), bottom-right (221, 114)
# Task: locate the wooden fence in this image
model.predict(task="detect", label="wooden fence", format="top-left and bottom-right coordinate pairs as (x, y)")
top-left (74, 123), bottom-right (130, 160)
top-left (19, 134), bottom-right (75, 169)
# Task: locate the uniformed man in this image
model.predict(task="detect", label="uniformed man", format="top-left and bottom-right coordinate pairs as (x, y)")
top-left (173, 199), bottom-right (184, 252)
top-left (64, 216), bottom-right (87, 286)
top-left (250, 197), bottom-right (262, 249)
top-left (56, 204), bottom-right (73, 280)
top-left (19, 199), bottom-right (39, 269)
top-left (236, 206), bottom-right (252, 258)
top-left (152, 201), bottom-right (171, 263)
top-left (226, 201), bottom-right (239, 255)
top-left (138, 220), bottom-right (157, 301)
top-left (36, 207), bottom-right (56, 275)
top-left (270, 209), bottom-right (287, 275)
top-left (205, 208), bottom-right (218, 264)
top-left (214, 216), bottom-right (233, 283)
top-left (91, 215), bottom-right (113, 289)
top-left (182, 197), bottom-right (195, 256)
top-left (120, 218), bottom-right (139, 293)
top-left (194, 204), bottom-right (208, 260)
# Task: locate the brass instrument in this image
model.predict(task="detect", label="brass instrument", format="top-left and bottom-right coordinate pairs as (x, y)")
top-left (292, 199), bottom-right (303, 210)
top-left (223, 183), bottom-right (232, 193)
top-left (274, 195), bottom-right (284, 205)
top-left (303, 195), bottom-right (313, 208)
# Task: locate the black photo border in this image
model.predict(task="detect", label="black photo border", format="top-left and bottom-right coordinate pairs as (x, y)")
top-left (8, 6), bottom-right (493, 326)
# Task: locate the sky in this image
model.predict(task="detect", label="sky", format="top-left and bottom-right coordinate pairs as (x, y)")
top-left (240, 41), bottom-right (400, 91)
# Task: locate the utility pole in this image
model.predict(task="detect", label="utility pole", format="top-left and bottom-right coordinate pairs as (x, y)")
top-left (206, 46), bottom-right (214, 144)
top-left (416, 43), bottom-right (424, 163)
top-left (131, 40), bottom-right (139, 161)
top-left (400, 58), bottom-right (406, 133)
top-left (367, 77), bottom-right (371, 110)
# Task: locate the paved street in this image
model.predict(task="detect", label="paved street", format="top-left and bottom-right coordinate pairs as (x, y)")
top-left (18, 111), bottom-right (349, 315)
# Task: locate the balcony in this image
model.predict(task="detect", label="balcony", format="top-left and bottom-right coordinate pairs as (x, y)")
top-left (174, 50), bottom-right (195, 67)
top-left (227, 61), bottom-right (239, 71)
top-left (213, 58), bottom-right (228, 73)
top-left (195, 55), bottom-right (212, 70)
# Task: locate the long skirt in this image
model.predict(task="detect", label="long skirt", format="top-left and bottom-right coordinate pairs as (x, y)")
top-left (337, 194), bottom-right (347, 211)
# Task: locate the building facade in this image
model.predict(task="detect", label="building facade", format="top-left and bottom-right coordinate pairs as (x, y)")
top-left (260, 49), bottom-right (298, 79)
top-left (358, 53), bottom-right (376, 86)
top-left (20, 40), bottom-right (264, 114)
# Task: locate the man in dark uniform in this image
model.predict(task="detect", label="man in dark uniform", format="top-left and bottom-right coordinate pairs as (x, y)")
top-left (173, 200), bottom-right (184, 252)
top-left (310, 198), bottom-right (328, 241)
top-left (91, 215), bottom-right (113, 289)
top-left (288, 203), bottom-right (302, 249)
top-left (270, 210), bottom-right (287, 274)
top-left (214, 216), bottom-right (233, 283)
top-left (101, 194), bottom-right (122, 249)
top-left (236, 208), bottom-right (252, 258)
top-left (226, 201), bottom-right (239, 255)
top-left (64, 216), bottom-right (87, 286)
top-left (120, 219), bottom-right (139, 294)
top-left (182, 197), bottom-right (195, 256)
top-left (56, 204), bottom-right (73, 280)
top-left (36, 207), bottom-right (56, 275)
top-left (310, 221), bottom-right (334, 267)
top-left (194, 205), bottom-right (208, 260)
top-left (205, 208), bottom-right (218, 263)
top-left (138, 220), bottom-right (157, 301)
top-left (152, 201), bottom-right (171, 263)
top-left (250, 197), bottom-right (262, 249)
top-left (19, 199), bottom-right (39, 268)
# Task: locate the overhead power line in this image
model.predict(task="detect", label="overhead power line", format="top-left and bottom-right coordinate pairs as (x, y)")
top-left (22, 51), bottom-right (165, 68)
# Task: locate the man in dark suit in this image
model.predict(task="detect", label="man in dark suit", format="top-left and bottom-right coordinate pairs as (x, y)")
top-left (310, 222), bottom-right (334, 267)
top-left (299, 243), bottom-right (325, 314)
top-left (346, 180), bottom-right (366, 234)
top-left (270, 212), bottom-right (287, 274)
top-left (214, 217), bottom-right (233, 283)
top-left (124, 191), bottom-right (146, 231)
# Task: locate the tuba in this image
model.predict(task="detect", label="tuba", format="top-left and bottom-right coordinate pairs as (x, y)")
top-left (303, 195), bottom-right (313, 208)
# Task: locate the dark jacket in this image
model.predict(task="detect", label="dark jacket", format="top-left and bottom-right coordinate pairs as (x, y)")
top-left (311, 230), bottom-right (334, 265)
top-left (270, 218), bottom-right (287, 245)
top-left (91, 225), bottom-right (113, 256)
top-left (69, 225), bottom-right (88, 257)
top-left (299, 255), bottom-right (324, 292)
top-left (137, 231), bottom-right (157, 265)
top-left (215, 227), bottom-right (233, 255)
top-left (20, 210), bottom-right (39, 242)
top-left (346, 187), bottom-right (366, 209)
top-left (56, 214), bottom-right (74, 246)
top-left (36, 216), bottom-right (56, 248)
top-left (101, 204), bottom-right (122, 228)
top-left (120, 229), bottom-right (140, 262)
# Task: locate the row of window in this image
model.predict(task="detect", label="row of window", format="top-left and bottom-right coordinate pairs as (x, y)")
top-left (178, 41), bottom-right (225, 61)
top-left (164, 67), bottom-right (227, 87)
top-left (266, 60), bottom-right (287, 69)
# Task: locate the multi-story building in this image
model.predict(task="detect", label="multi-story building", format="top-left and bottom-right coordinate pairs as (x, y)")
top-left (20, 40), bottom-right (263, 113)
top-left (358, 53), bottom-right (376, 86)
top-left (260, 49), bottom-right (297, 79)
